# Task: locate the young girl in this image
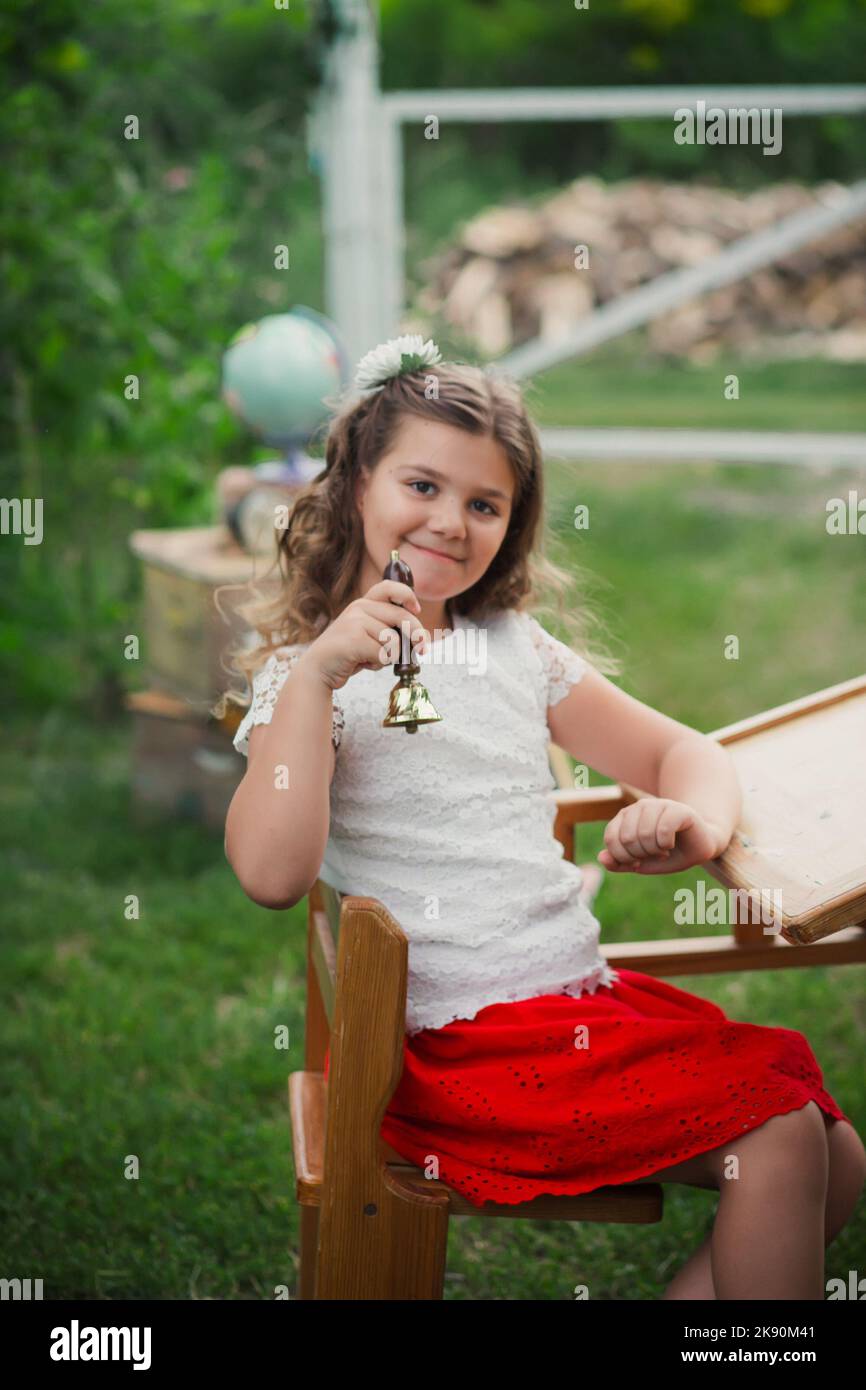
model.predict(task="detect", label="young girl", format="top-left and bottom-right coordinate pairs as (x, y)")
top-left (222, 335), bottom-right (864, 1300)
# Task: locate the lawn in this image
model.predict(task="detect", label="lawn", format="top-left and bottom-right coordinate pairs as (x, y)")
top-left (529, 343), bottom-right (866, 432)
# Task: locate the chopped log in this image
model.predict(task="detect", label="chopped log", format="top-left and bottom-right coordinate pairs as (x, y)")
top-left (412, 177), bottom-right (866, 363)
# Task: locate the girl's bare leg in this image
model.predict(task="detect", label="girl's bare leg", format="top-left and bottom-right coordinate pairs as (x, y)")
top-left (662, 1231), bottom-right (715, 1300)
top-left (713, 1102), bottom-right (829, 1299)
top-left (658, 1109), bottom-right (865, 1300)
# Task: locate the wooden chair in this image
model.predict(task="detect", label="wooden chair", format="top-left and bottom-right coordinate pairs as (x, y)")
top-left (289, 674), bottom-right (866, 1299)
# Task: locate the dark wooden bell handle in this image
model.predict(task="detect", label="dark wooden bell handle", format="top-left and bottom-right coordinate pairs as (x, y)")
top-left (382, 551), bottom-right (416, 669)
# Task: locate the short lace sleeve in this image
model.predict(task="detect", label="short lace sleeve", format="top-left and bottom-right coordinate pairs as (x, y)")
top-left (523, 613), bottom-right (589, 708)
top-left (232, 646), bottom-right (345, 758)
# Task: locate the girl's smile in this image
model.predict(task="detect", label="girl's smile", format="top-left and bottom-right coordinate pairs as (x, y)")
top-left (404, 539), bottom-right (465, 564)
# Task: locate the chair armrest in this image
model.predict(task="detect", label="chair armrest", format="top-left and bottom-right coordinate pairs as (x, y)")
top-left (553, 785), bottom-right (635, 827)
top-left (553, 785), bottom-right (640, 863)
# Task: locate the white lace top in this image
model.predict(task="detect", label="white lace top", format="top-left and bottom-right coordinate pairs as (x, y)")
top-left (232, 608), bottom-right (620, 1034)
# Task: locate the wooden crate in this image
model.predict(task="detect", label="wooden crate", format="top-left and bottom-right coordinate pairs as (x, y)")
top-left (126, 689), bottom-right (244, 833)
top-left (129, 524), bottom-right (277, 704)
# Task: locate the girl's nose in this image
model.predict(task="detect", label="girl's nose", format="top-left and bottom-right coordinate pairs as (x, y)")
top-left (430, 507), bottom-right (466, 537)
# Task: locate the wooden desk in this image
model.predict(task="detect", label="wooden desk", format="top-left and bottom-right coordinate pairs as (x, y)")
top-left (621, 673), bottom-right (866, 950)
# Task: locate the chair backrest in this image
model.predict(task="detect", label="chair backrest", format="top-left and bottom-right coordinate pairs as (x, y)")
top-left (304, 880), bottom-right (412, 1066)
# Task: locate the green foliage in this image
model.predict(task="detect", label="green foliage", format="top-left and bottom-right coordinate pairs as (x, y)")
top-left (1, 0), bottom-right (320, 709)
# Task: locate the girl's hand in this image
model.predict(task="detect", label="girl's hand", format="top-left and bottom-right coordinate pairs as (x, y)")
top-left (299, 580), bottom-right (430, 693)
top-left (597, 798), bottom-right (723, 875)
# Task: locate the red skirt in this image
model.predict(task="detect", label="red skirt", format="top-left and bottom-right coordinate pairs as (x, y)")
top-left (323, 968), bottom-right (852, 1210)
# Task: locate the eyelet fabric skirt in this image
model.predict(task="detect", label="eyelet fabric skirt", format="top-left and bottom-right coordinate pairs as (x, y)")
top-left (323, 967), bottom-right (851, 1210)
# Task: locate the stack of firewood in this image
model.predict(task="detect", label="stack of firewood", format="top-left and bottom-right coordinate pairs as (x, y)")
top-left (412, 177), bottom-right (866, 363)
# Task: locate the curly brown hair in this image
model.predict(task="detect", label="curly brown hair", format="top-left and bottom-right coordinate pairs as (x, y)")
top-left (212, 358), bottom-right (621, 721)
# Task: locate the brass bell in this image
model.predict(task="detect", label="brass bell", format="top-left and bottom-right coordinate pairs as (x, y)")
top-left (381, 548), bottom-right (443, 734)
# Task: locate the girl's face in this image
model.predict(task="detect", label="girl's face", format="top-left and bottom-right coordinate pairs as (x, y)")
top-left (353, 414), bottom-right (515, 611)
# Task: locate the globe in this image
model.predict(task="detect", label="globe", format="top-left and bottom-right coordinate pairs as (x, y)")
top-left (221, 307), bottom-right (349, 449)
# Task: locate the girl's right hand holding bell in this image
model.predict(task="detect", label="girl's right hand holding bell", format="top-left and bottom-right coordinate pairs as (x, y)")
top-left (297, 580), bottom-right (430, 692)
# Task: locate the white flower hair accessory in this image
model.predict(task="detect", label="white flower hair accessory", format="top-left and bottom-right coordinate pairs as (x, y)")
top-left (353, 334), bottom-right (443, 396)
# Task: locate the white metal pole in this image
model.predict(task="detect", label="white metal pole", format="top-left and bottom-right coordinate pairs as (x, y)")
top-left (381, 85), bottom-right (866, 121)
top-left (310, 0), bottom-right (389, 371)
top-left (376, 111), bottom-right (405, 347)
top-left (537, 427), bottom-right (866, 467)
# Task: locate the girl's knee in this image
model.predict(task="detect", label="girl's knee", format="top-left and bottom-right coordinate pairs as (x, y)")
top-left (692, 1104), bottom-right (835, 1190)
top-left (759, 1100), bottom-right (827, 1145)
top-left (773, 1100), bottom-right (829, 1150)
top-left (732, 1102), bottom-right (829, 1191)
top-left (825, 1121), bottom-right (866, 1242)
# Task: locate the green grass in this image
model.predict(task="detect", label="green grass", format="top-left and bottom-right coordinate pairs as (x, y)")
top-left (2, 360), bottom-right (865, 1299)
top-left (528, 343), bottom-right (866, 431)
top-left (541, 449), bottom-right (866, 731)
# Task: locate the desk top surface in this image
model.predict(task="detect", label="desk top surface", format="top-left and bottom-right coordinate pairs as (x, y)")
top-left (687, 675), bottom-right (865, 943)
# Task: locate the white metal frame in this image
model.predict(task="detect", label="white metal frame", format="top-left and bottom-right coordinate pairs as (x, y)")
top-left (309, 2), bottom-right (866, 459)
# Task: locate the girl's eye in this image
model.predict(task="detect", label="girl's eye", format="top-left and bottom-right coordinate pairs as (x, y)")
top-left (407, 480), bottom-right (497, 515)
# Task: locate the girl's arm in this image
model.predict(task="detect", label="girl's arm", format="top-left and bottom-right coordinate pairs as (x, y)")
top-left (548, 667), bottom-right (742, 872)
top-left (225, 653), bottom-right (336, 909)
top-left (654, 734), bottom-right (742, 858)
